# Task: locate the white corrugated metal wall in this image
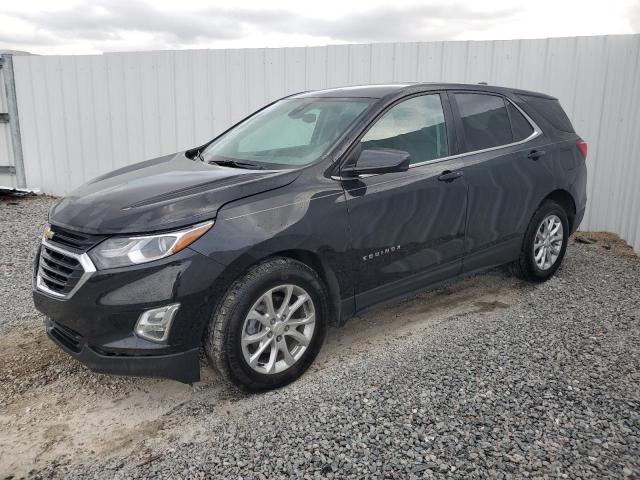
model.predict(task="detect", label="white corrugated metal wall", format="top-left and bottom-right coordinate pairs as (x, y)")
top-left (10, 34), bottom-right (640, 251)
top-left (0, 62), bottom-right (16, 188)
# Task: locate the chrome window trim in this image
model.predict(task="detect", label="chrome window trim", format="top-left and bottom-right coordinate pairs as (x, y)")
top-left (35, 239), bottom-right (96, 300)
top-left (332, 95), bottom-right (542, 180)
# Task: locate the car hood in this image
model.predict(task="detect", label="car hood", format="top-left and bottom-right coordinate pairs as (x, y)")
top-left (49, 153), bottom-right (299, 234)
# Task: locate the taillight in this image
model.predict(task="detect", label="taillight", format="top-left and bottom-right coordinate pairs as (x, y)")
top-left (576, 138), bottom-right (588, 159)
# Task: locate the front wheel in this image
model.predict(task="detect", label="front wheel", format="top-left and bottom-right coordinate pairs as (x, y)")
top-left (512, 200), bottom-right (569, 282)
top-left (204, 257), bottom-right (328, 391)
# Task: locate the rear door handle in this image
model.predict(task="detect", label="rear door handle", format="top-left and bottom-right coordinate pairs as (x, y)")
top-left (438, 170), bottom-right (464, 182)
top-left (527, 149), bottom-right (546, 160)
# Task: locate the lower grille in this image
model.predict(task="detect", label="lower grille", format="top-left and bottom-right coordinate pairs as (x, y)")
top-left (49, 321), bottom-right (83, 353)
top-left (36, 240), bottom-right (96, 299)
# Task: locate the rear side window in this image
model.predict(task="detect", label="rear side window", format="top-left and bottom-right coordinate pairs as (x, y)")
top-left (454, 93), bottom-right (512, 151)
top-left (360, 94), bottom-right (449, 164)
top-left (518, 95), bottom-right (575, 133)
top-left (507, 102), bottom-right (534, 141)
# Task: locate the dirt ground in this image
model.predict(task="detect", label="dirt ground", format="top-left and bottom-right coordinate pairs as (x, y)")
top-left (572, 231), bottom-right (640, 261)
top-left (0, 233), bottom-right (636, 478)
top-left (0, 273), bottom-right (523, 477)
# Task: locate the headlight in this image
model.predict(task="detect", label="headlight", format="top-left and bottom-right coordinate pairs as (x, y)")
top-left (89, 221), bottom-right (213, 270)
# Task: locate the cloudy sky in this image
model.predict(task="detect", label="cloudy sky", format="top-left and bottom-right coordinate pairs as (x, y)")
top-left (1, 0), bottom-right (638, 55)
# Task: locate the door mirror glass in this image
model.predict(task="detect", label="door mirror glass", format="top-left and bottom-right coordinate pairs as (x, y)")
top-left (342, 148), bottom-right (411, 176)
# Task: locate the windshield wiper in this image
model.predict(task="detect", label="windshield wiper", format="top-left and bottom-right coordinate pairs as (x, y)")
top-left (208, 159), bottom-right (265, 170)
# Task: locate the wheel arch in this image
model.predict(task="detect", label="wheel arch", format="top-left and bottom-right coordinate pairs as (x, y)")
top-left (265, 249), bottom-right (344, 327)
top-left (203, 246), bottom-right (346, 337)
top-left (542, 189), bottom-right (577, 232)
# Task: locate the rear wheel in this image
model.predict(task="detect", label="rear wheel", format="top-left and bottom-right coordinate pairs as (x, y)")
top-left (512, 200), bottom-right (569, 282)
top-left (204, 257), bottom-right (328, 390)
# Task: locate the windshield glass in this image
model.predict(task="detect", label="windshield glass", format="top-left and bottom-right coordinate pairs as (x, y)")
top-left (201, 98), bottom-right (372, 169)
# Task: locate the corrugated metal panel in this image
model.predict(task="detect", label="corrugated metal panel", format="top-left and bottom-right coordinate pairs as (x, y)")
top-left (10, 34), bottom-right (640, 252)
top-left (0, 62), bottom-right (16, 188)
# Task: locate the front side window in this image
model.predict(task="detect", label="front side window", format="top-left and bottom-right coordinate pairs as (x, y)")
top-left (202, 98), bottom-right (371, 169)
top-left (454, 93), bottom-right (513, 152)
top-left (360, 94), bottom-right (449, 165)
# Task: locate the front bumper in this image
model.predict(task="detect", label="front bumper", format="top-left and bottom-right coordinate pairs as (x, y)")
top-left (34, 246), bottom-right (228, 384)
top-left (45, 317), bottom-right (200, 383)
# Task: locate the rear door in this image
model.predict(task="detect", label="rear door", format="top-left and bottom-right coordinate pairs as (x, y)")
top-left (341, 93), bottom-right (468, 310)
top-left (449, 91), bottom-right (547, 272)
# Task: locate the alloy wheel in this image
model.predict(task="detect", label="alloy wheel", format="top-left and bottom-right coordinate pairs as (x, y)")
top-left (241, 284), bottom-right (316, 374)
top-left (533, 214), bottom-right (564, 270)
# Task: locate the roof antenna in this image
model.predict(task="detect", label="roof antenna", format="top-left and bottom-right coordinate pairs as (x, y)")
top-left (477, 81), bottom-right (488, 85)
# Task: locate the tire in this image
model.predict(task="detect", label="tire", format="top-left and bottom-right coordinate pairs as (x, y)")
top-left (511, 200), bottom-right (569, 283)
top-left (204, 257), bottom-right (329, 391)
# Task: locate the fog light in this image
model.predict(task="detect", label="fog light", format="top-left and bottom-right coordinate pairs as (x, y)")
top-left (135, 304), bottom-right (180, 343)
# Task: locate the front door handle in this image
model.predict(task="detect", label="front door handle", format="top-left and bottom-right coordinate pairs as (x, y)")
top-left (527, 149), bottom-right (546, 160)
top-left (438, 170), bottom-right (464, 182)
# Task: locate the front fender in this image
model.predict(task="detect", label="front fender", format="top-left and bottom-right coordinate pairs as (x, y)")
top-left (189, 175), bottom-right (354, 323)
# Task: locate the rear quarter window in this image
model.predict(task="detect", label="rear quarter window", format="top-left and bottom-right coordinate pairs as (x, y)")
top-left (506, 102), bottom-right (534, 141)
top-left (518, 95), bottom-right (575, 133)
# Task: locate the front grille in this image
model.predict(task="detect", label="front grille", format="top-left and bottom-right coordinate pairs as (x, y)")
top-left (36, 237), bottom-right (96, 299)
top-left (48, 225), bottom-right (105, 253)
top-left (38, 245), bottom-right (84, 295)
top-left (49, 321), bottom-right (83, 353)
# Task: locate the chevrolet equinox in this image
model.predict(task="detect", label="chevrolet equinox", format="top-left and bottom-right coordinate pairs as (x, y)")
top-left (33, 83), bottom-right (588, 390)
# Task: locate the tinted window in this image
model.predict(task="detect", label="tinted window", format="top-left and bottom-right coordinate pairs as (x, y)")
top-left (519, 95), bottom-right (575, 133)
top-left (455, 93), bottom-right (512, 151)
top-left (360, 95), bottom-right (448, 165)
top-left (507, 102), bottom-right (534, 141)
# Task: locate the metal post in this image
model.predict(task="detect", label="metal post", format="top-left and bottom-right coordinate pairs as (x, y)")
top-left (1, 54), bottom-right (27, 188)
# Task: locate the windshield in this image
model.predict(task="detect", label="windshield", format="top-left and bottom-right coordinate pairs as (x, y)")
top-left (200, 98), bottom-right (372, 169)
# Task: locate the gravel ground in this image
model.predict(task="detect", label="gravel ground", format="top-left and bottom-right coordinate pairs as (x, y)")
top-left (0, 194), bottom-right (50, 331)
top-left (1, 195), bottom-right (639, 479)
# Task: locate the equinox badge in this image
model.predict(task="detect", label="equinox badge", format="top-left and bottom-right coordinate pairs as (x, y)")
top-left (363, 245), bottom-right (401, 262)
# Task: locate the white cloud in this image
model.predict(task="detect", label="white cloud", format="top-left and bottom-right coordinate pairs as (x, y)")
top-left (0, 0), bottom-right (636, 55)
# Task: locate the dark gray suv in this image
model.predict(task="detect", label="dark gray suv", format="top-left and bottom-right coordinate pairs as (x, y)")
top-left (33, 83), bottom-right (587, 390)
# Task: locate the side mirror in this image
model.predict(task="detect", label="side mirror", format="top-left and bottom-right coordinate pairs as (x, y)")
top-left (342, 148), bottom-right (411, 176)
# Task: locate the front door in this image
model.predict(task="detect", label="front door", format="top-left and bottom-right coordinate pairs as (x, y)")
top-left (341, 93), bottom-right (468, 311)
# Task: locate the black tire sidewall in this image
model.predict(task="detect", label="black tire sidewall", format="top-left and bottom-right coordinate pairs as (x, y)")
top-left (217, 260), bottom-right (328, 390)
top-left (524, 201), bottom-right (569, 280)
